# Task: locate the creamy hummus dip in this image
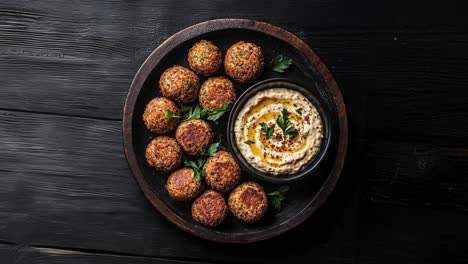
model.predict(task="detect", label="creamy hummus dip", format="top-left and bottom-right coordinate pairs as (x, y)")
top-left (234, 88), bottom-right (323, 175)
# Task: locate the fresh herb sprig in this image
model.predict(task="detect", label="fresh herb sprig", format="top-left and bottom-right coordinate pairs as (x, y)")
top-left (179, 103), bottom-right (231, 121)
top-left (200, 142), bottom-right (223, 157)
top-left (165, 110), bottom-right (180, 119)
top-left (267, 185), bottom-right (290, 211)
top-left (295, 108), bottom-right (303, 115)
top-left (244, 140), bottom-right (255, 145)
top-left (260, 122), bottom-right (275, 139)
top-left (179, 104), bottom-right (195, 113)
top-left (180, 104), bottom-right (207, 121)
top-left (207, 103), bottom-right (232, 121)
top-left (276, 109), bottom-right (299, 140)
top-left (271, 54), bottom-right (293, 73)
top-left (218, 142), bottom-right (227, 151)
top-left (183, 157), bottom-right (206, 182)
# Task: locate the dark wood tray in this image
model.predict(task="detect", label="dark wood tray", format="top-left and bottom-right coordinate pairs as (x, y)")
top-left (122, 19), bottom-right (348, 243)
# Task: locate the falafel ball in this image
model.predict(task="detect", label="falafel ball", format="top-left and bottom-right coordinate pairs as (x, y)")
top-left (224, 41), bottom-right (264, 83)
top-left (192, 190), bottom-right (228, 227)
top-left (204, 150), bottom-right (241, 192)
top-left (142, 97), bottom-right (180, 134)
top-left (159, 65), bottom-right (200, 104)
top-left (175, 119), bottom-right (214, 156)
top-left (145, 136), bottom-right (182, 173)
top-left (228, 182), bottom-right (268, 223)
top-left (166, 168), bottom-right (204, 201)
top-left (188, 40), bottom-right (222, 76)
top-left (199, 77), bottom-right (236, 111)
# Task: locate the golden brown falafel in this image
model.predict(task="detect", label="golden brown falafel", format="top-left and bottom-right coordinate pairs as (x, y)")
top-left (142, 97), bottom-right (180, 134)
top-left (166, 168), bottom-right (204, 201)
top-left (199, 77), bottom-right (236, 111)
top-left (192, 190), bottom-right (228, 227)
top-left (188, 40), bottom-right (222, 76)
top-left (228, 182), bottom-right (268, 223)
top-left (224, 41), bottom-right (264, 83)
top-left (203, 150), bottom-right (241, 192)
top-left (159, 66), bottom-right (200, 104)
top-left (175, 119), bottom-right (214, 156)
top-left (145, 136), bottom-right (182, 173)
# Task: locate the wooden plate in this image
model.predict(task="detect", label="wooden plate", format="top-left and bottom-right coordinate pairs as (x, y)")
top-left (122, 19), bottom-right (348, 243)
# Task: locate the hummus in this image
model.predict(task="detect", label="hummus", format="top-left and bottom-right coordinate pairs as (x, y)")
top-left (234, 88), bottom-right (323, 174)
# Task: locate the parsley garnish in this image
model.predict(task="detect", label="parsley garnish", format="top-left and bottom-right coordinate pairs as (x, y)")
top-left (219, 144), bottom-right (227, 151)
top-left (286, 127), bottom-right (298, 139)
top-left (179, 104), bottom-right (194, 113)
top-left (164, 110), bottom-right (180, 119)
top-left (183, 157), bottom-right (206, 182)
top-left (295, 108), bottom-right (303, 115)
top-left (182, 104), bottom-right (207, 121)
top-left (206, 103), bottom-right (232, 121)
top-left (179, 103), bottom-right (231, 121)
top-left (276, 109), bottom-right (299, 140)
top-left (244, 140), bottom-right (255, 145)
top-left (260, 122), bottom-right (275, 139)
top-left (200, 142), bottom-right (223, 157)
top-left (271, 54), bottom-right (293, 73)
top-left (267, 186), bottom-right (290, 211)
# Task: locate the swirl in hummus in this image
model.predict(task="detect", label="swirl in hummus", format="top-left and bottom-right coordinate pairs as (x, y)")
top-left (234, 88), bottom-right (323, 174)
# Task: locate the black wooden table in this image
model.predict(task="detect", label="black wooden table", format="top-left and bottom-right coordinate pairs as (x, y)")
top-left (1, 1), bottom-right (467, 263)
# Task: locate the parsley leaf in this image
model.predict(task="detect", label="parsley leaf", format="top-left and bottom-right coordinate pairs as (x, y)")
top-left (244, 140), bottom-right (255, 145)
top-left (182, 104), bottom-right (207, 121)
top-left (201, 142), bottom-right (222, 157)
top-left (260, 122), bottom-right (268, 133)
top-left (206, 103), bottom-right (232, 121)
top-left (267, 186), bottom-right (290, 211)
top-left (295, 108), bottom-right (303, 115)
top-left (184, 157), bottom-right (206, 182)
top-left (179, 104), bottom-right (195, 113)
top-left (267, 127), bottom-right (274, 139)
top-left (271, 54), bottom-right (293, 73)
top-left (286, 127), bottom-right (299, 139)
top-left (196, 157), bottom-right (205, 168)
top-left (276, 114), bottom-right (284, 128)
top-left (218, 144), bottom-right (227, 151)
top-left (276, 108), bottom-right (299, 140)
top-left (260, 122), bottom-right (275, 139)
top-left (180, 103), bottom-right (231, 122)
top-left (164, 110), bottom-right (180, 119)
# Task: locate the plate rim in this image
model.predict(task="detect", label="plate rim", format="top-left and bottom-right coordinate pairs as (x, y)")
top-left (122, 18), bottom-right (348, 243)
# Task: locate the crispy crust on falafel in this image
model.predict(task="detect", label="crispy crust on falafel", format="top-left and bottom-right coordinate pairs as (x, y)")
top-left (204, 150), bottom-right (241, 192)
top-left (192, 190), bottom-right (228, 227)
top-left (166, 168), bottom-right (204, 201)
top-left (224, 41), bottom-right (264, 83)
top-left (228, 181), bottom-right (268, 223)
top-left (159, 65), bottom-right (200, 103)
top-left (199, 77), bottom-right (236, 111)
top-left (188, 40), bottom-right (222, 76)
top-left (142, 97), bottom-right (180, 134)
top-left (175, 119), bottom-right (214, 156)
top-left (145, 136), bottom-right (182, 173)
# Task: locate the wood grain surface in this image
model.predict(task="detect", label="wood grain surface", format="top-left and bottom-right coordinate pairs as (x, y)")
top-left (10, 245), bottom-right (209, 264)
top-left (0, 109), bottom-right (357, 262)
top-left (1, 0), bottom-right (467, 263)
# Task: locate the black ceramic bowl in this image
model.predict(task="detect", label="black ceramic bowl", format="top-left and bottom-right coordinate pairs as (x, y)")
top-left (227, 78), bottom-right (333, 183)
